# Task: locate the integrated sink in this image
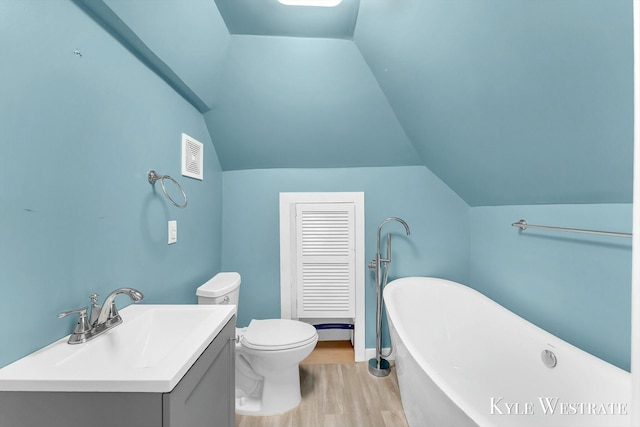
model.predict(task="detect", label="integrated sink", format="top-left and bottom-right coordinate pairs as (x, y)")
top-left (0, 304), bottom-right (235, 393)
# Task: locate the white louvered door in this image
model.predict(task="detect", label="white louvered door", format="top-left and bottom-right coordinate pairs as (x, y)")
top-left (294, 203), bottom-right (356, 318)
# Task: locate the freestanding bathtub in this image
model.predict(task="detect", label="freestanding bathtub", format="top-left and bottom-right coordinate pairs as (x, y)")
top-left (384, 277), bottom-right (631, 427)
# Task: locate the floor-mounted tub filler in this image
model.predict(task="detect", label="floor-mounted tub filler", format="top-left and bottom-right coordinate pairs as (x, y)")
top-left (384, 277), bottom-right (631, 427)
top-left (368, 217), bottom-right (410, 377)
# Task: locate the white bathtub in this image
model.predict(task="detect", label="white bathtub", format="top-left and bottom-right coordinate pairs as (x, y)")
top-left (384, 277), bottom-right (631, 427)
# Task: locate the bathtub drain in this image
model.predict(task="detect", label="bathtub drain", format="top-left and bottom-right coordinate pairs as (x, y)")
top-left (541, 350), bottom-right (557, 368)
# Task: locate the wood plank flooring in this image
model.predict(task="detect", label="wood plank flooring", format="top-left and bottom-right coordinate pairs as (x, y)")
top-left (236, 342), bottom-right (408, 427)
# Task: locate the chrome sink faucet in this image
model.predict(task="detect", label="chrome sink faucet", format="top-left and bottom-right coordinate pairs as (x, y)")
top-left (95, 287), bottom-right (144, 326)
top-left (58, 287), bottom-right (144, 344)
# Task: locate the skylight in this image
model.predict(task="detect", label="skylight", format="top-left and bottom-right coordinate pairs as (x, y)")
top-left (277, 0), bottom-right (342, 7)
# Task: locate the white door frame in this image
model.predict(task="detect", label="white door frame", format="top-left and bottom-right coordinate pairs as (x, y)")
top-left (280, 192), bottom-right (366, 361)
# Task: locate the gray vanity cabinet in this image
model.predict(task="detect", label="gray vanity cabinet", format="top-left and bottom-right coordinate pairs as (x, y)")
top-left (163, 315), bottom-right (235, 426)
top-left (0, 316), bottom-right (236, 427)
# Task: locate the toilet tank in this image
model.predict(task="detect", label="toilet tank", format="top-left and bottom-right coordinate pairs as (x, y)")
top-left (196, 272), bottom-right (241, 308)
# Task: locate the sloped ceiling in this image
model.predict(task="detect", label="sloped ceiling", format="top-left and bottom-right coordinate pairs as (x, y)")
top-left (73, 0), bottom-right (633, 206)
top-left (355, 0), bottom-right (633, 206)
top-left (214, 0), bottom-right (360, 38)
top-left (202, 36), bottom-right (421, 169)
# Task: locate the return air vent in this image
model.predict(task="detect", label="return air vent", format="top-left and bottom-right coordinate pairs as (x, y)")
top-left (181, 133), bottom-right (203, 180)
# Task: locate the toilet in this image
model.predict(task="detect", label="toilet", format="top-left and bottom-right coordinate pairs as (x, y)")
top-left (197, 272), bottom-right (318, 415)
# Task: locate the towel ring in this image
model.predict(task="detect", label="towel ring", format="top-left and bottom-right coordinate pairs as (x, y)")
top-left (147, 170), bottom-right (188, 209)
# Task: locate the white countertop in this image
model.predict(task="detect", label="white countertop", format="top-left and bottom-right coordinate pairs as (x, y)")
top-left (0, 304), bottom-right (235, 393)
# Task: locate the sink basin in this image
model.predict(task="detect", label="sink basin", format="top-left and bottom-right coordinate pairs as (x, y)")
top-left (0, 304), bottom-right (235, 393)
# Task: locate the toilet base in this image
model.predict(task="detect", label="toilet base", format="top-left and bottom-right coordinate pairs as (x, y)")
top-left (235, 394), bottom-right (263, 415)
top-left (235, 365), bottom-right (302, 415)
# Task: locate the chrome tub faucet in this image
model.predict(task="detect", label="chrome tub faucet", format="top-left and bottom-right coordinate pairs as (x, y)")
top-left (58, 287), bottom-right (144, 344)
top-left (368, 217), bottom-right (410, 377)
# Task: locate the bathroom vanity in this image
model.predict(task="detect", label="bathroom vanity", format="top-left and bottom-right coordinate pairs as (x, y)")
top-left (0, 305), bottom-right (235, 427)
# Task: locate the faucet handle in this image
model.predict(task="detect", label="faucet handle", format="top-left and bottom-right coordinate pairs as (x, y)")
top-left (58, 307), bottom-right (92, 334)
top-left (89, 293), bottom-right (101, 325)
top-left (58, 306), bottom-right (88, 318)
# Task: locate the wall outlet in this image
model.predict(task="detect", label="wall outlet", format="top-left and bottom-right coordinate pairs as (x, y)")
top-left (168, 220), bottom-right (177, 244)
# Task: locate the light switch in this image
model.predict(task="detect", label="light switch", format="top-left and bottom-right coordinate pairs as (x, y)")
top-left (168, 220), bottom-right (177, 244)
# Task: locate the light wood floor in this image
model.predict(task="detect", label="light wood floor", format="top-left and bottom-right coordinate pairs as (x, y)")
top-left (236, 342), bottom-right (408, 427)
top-left (301, 341), bottom-right (355, 365)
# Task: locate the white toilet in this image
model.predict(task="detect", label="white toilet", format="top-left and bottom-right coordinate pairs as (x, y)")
top-left (197, 272), bottom-right (318, 415)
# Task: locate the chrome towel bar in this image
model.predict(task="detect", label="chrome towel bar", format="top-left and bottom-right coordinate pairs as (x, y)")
top-left (512, 219), bottom-right (632, 239)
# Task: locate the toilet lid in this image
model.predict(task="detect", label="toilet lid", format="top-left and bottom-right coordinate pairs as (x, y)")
top-left (241, 319), bottom-right (318, 351)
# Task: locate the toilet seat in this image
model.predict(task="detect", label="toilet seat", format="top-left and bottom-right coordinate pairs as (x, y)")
top-left (241, 319), bottom-right (318, 351)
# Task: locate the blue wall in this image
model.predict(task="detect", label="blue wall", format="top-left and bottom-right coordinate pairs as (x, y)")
top-left (469, 204), bottom-right (632, 370)
top-left (221, 167), bottom-right (632, 369)
top-left (0, 0), bottom-right (632, 376)
top-left (221, 166), bottom-right (470, 348)
top-left (0, 0), bottom-right (223, 368)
